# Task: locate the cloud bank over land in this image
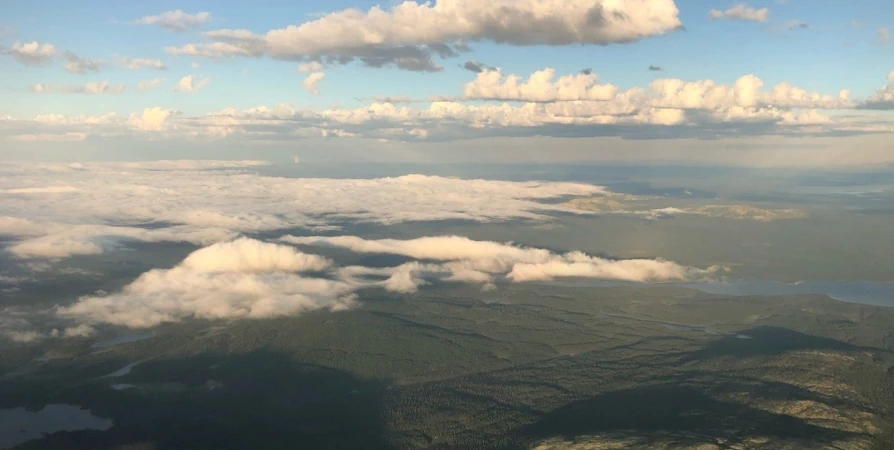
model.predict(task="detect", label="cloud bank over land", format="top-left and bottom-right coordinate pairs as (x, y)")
top-left (0, 161), bottom-right (604, 261)
top-left (285, 234), bottom-right (721, 284)
top-left (55, 235), bottom-right (717, 330)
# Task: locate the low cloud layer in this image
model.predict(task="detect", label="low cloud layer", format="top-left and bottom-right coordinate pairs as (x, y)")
top-left (285, 235), bottom-right (720, 284)
top-left (58, 238), bottom-right (356, 328)
top-left (53, 235), bottom-right (717, 330)
top-left (0, 161), bottom-right (604, 261)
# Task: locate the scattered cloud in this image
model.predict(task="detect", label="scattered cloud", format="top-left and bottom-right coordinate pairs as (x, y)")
top-left (2, 41), bottom-right (57, 65)
top-left (302, 72), bottom-right (325, 95)
top-left (5, 69), bottom-right (889, 143)
top-left (174, 75), bottom-right (210, 92)
top-left (127, 107), bottom-right (177, 130)
top-left (133, 10), bottom-right (211, 31)
top-left (53, 233), bottom-right (716, 329)
top-left (708, 4), bottom-right (769, 22)
top-left (29, 81), bottom-right (125, 95)
top-left (461, 60), bottom-right (497, 73)
top-left (135, 77), bottom-right (163, 92)
top-left (858, 71), bottom-right (894, 110)
top-left (118, 57), bottom-right (168, 70)
top-left (786, 21), bottom-right (810, 30)
top-left (878, 27), bottom-right (890, 45)
top-left (164, 1), bottom-right (682, 71)
top-left (0, 24), bottom-right (16, 38)
top-left (298, 61), bottom-right (323, 73)
top-left (63, 51), bottom-right (104, 74)
top-left (648, 65), bottom-right (664, 71)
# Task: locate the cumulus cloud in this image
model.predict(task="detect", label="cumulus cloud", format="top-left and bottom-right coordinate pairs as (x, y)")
top-left (165, 0), bottom-right (681, 71)
top-left (29, 81), bottom-right (126, 95)
top-left (4, 68), bottom-right (887, 142)
top-left (58, 238), bottom-right (355, 328)
top-left (136, 77), bottom-right (163, 92)
top-left (51, 233), bottom-right (716, 330)
top-left (180, 237), bottom-right (331, 273)
top-left (462, 68), bottom-right (618, 102)
top-left (708, 4), bottom-right (769, 22)
top-left (133, 10), bottom-right (211, 31)
top-left (63, 51), bottom-right (104, 74)
top-left (878, 28), bottom-right (890, 45)
top-left (127, 107), bottom-right (176, 130)
top-left (118, 57), bottom-right (168, 70)
top-left (174, 75), bottom-right (210, 92)
top-left (302, 72), bottom-right (325, 95)
top-left (2, 41), bottom-right (57, 65)
top-left (858, 71), bottom-right (894, 110)
top-left (284, 234), bottom-right (720, 284)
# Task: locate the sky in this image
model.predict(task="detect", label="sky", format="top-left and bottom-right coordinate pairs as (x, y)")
top-left (1, 0), bottom-right (893, 165)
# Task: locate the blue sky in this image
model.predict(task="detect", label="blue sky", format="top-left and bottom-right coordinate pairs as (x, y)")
top-left (0, 0), bottom-right (892, 165)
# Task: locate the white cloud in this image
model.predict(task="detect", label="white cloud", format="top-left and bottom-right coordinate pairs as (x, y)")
top-left (1, 217), bottom-right (238, 259)
top-left (165, 0), bottom-right (682, 71)
top-left (175, 74), bottom-right (210, 92)
top-left (63, 51), bottom-right (104, 74)
top-left (58, 238), bottom-right (358, 328)
top-left (708, 4), bottom-right (769, 22)
top-left (134, 10), bottom-right (211, 31)
top-left (128, 107), bottom-right (176, 130)
top-left (118, 57), bottom-right (168, 70)
top-left (859, 71), bottom-right (894, 110)
top-left (878, 27), bottom-right (890, 45)
top-left (179, 237), bottom-right (331, 273)
top-left (0, 162), bottom-right (605, 261)
top-left (284, 235), bottom-right (720, 285)
top-left (29, 81), bottom-right (126, 95)
top-left (302, 72), bottom-right (325, 95)
top-left (462, 68), bottom-right (618, 102)
top-left (298, 61), bottom-right (323, 73)
top-left (2, 41), bottom-right (57, 65)
top-left (4, 69), bottom-right (888, 143)
top-left (53, 233), bottom-right (716, 329)
top-left (63, 324), bottom-right (96, 338)
top-left (136, 77), bottom-right (163, 92)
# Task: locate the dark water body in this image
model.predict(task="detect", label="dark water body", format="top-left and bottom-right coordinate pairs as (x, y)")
top-left (91, 332), bottom-right (155, 349)
top-left (546, 280), bottom-right (894, 307)
top-left (0, 404), bottom-right (112, 449)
